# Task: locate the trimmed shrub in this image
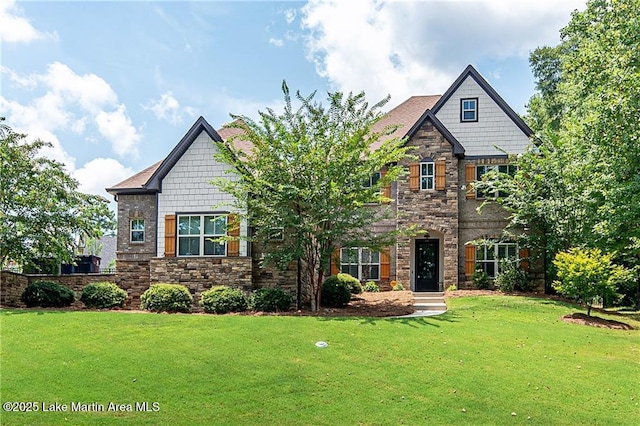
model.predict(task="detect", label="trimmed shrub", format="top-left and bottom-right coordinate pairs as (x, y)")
top-left (363, 281), bottom-right (380, 292)
top-left (336, 273), bottom-right (362, 294)
top-left (447, 284), bottom-right (458, 292)
top-left (21, 280), bottom-right (75, 308)
top-left (201, 286), bottom-right (248, 314)
top-left (495, 260), bottom-right (529, 293)
top-left (321, 276), bottom-right (352, 307)
top-left (81, 282), bottom-right (127, 309)
top-left (250, 288), bottom-right (293, 312)
top-left (140, 284), bottom-right (193, 313)
top-left (392, 282), bottom-right (405, 291)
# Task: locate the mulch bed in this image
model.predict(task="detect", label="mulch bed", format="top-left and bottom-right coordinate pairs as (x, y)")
top-left (561, 312), bottom-right (635, 330)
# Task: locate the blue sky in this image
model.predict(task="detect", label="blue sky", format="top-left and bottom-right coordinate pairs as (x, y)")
top-left (1, 0), bottom-right (586, 206)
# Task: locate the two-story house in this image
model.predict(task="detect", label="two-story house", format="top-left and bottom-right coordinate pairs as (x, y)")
top-left (107, 65), bottom-right (538, 305)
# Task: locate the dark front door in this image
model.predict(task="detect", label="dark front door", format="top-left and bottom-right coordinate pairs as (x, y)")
top-left (415, 240), bottom-right (439, 292)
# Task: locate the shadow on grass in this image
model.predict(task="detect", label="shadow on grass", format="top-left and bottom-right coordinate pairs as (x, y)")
top-left (0, 307), bottom-right (74, 316)
top-left (315, 310), bottom-right (459, 328)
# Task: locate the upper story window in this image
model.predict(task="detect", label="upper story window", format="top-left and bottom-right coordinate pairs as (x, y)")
top-left (177, 214), bottom-right (226, 256)
top-left (476, 164), bottom-right (517, 198)
top-left (341, 248), bottom-right (380, 281)
top-left (130, 219), bottom-right (145, 243)
top-left (476, 242), bottom-right (518, 278)
top-left (461, 98), bottom-right (478, 122)
top-left (420, 162), bottom-right (434, 190)
top-left (363, 172), bottom-right (381, 188)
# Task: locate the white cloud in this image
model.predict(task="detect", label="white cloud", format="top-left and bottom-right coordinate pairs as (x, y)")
top-left (73, 158), bottom-right (135, 202)
top-left (0, 0), bottom-right (56, 43)
top-left (143, 91), bottom-right (195, 125)
top-left (1, 63), bottom-right (142, 159)
top-left (95, 106), bottom-right (141, 158)
top-left (284, 8), bottom-right (297, 24)
top-left (300, 0), bottom-right (586, 105)
top-left (269, 37), bottom-right (284, 47)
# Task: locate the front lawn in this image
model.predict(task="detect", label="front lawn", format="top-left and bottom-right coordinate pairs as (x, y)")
top-left (1, 296), bottom-right (638, 425)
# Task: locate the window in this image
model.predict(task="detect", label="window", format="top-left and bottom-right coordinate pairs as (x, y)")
top-left (364, 172), bottom-right (381, 188)
top-left (476, 242), bottom-right (518, 278)
top-left (475, 164), bottom-right (517, 198)
top-left (268, 228), bottom-right (284, 241)
top-left (340, 248), bottom-right (380, 281)
top-left (420, 162), bottom-right (434, 190)
top-left (130, 219), bottom-right (145, 243)
top-left (177, 214), bottom-right (226, 256)
top-left (461, 98), bottom-right (478, 122)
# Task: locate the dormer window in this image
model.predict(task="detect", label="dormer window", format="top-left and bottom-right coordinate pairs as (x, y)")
top-left (461, 98), bottom-right (478, 122)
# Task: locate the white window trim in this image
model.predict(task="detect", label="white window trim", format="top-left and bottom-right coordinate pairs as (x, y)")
top-left (177, 214), bottom-right (227, 257)
top-left (476, 242), bottom-right (518, 278)
top-left (340, 247), bottom-right (381, 281)
top-left (420, 161), bottom-right (435, 190)
top-left (364, 171), bottom-right (381, 188)
top-left (130, 218), bottom-right (145, 243)
top-left (461, 98), bottom-right (478, 122)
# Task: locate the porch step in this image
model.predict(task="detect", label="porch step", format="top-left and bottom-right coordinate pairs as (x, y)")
top-left (412, 292), bottom-right (447, 312)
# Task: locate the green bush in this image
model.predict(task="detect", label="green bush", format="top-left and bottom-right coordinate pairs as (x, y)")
top-left (363, 281), bottom-right (380, 292)
top-left (201, 286), bottom-right (248, 314)
top-left (447, 284), bottom-right (458, 291)
top-left (250, 288), bottom-right (293, 312)
top-left (335, 273), bottom-right (362, 294)
top-left (81, 282), bottom-right (127, 309)
top-left (472, 268), bottom-right (491, 290)
top-left (321, 276), bottom-right (352, 307)
top-left (140, 284), bottom-right (193, 313)
top-left (21, 280), bottom-right (75, 308)
top-left (495, 260), bottom-right (529, 293)
top-left (392, 282), bottom-right (405, 291)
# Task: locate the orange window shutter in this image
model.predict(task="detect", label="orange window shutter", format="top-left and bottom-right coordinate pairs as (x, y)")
top-left (409, 162), bottom-right (420, 191)
top-left (380, 248), bottom-right (390, 280)
top-left (465, 163), bottom-right (476, 199)
top-left (519, 247), bottom-right (530, 271)
top-left (227, 214), bottom-right (240, 257)
top-left (164, 215), bottom-right (176, 257)
top-left (435, 160), bottom-right (446, 190)
top-left (464, 244), bottom-right (476, 276)
top-left (330, 247), bottom-right (340, 276)
top-left (380, 170), bottom-right (391, 200)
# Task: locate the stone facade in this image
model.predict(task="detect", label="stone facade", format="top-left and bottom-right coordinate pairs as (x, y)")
top-left (395, 119), bottom-right (460, 290)
top-left (116, 194), bottom-right (157, 261)
top-left (116, 260), bottom-right (151, 309)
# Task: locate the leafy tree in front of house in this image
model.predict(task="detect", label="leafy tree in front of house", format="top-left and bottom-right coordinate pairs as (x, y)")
top-left (553, 248), bottom-right (634, 316)
top-left (213, 83), bottom-right (412, 311)
top-left (0, 119), bottom-right (115, 269)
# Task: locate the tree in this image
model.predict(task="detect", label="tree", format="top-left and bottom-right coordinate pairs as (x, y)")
top-left (213, 83), bottom-right (412, 310)
top-left (0, 119), bottom-right (115, 269)
top-left (553, 248), bottom-right (633, 316)
top-left (479, 0), bottom-right (640, 302)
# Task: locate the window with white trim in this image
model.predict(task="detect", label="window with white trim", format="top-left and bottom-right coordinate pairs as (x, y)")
top-left (130, 219), bottom-right (145, 243)
top-left (420, 162), bottom-right (434, 190)
top-left (476, 164), bottom-right (517, 198)
top-left (461, 98), bottom-right (478, 122)
top-left (363, 172), bottom-right (381, 188)
top-left (476, 242), bottom-right (518, 278)
top-left (177, 214), bottom-right (226, 256)
top-left (340, 248), bottom-right (380, 281)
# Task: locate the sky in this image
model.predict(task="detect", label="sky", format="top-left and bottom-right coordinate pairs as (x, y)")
top-left (1, 0), bottom-right (586, 208)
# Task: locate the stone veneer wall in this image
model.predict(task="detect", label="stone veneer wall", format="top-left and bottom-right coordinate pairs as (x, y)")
top-left (116, 194), bottom-right (157, 261)
top-left (396, 119), bottom-right (460, 290)
top-left (149, 257), bottom-right (252, 310)
top-left (252, 241), bottom-right (298, 300)
top-left (116, 260), bottom-right (151, 309)
top-left (0, 270), bottom-right (117, 308)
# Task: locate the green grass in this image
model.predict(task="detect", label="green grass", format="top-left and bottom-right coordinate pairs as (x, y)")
top-left (1, 296), bottom-right (638, 425)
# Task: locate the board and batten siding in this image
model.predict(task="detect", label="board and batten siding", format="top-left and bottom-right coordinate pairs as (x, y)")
top-left (156, 130), bottom-right (247, 257)
top-left (434, 77), bottom-right (530, 156)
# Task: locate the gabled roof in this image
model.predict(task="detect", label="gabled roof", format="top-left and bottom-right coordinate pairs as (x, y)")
top-left (107, 116), bottom-right (224, 195)
top-left (406, 110), bottom-right (465, 157)
top-left (431, 64), bottom-right (533, 137)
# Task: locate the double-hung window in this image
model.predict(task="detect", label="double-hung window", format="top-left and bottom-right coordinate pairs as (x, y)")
top-left (476, 164), bottom-right (517, 198)
top-left (340, 248), bottom-right (380, 281)
top-left (177, 214), bottom-right (226, 256)
top-left (420, 161), bottom-right (435, 190)
top-left (461, 98), bottom-right (478, 122)
top-left (364, 172), bottom-right (381, 188)
top-left (130, 219), bottom-right (145, 243)
top-left (476, 242), bottom-right (518, 278)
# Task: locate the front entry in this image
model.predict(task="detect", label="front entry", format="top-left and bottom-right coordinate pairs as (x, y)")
top-left (415, 240), bottom-right (439, 292)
